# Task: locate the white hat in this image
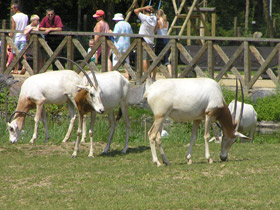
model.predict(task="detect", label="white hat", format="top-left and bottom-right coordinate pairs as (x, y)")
top-left (112, 13), bottom-right (124, 21)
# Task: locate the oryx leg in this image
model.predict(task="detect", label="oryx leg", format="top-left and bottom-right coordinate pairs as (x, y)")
top-left (62, 102), bottom-right (77, 143)
top-left (248, 125), bottom-right (256, 143)
top-left (41, 106), bottom-right (49, 143)
top-left (186, 120), bottom-right (201, 164)
top-left (148, 116), bottom-right (166, 167)
top-left (120, 102), bottom-right (130, 154)
top-left (204, 115), bottom-right (213, 163)
top-left (72, 112), bottom-right (83, 158)
top-left (81, 114), bottom-right (87, 143)
top-left (30, 101), bottom-right (45, 144)
top-left (103, 112), bottom-right (116, 154)
top-left (88, 111), bottom-right (96, 158)
top-left (156, 127), bottom-right (170, 166)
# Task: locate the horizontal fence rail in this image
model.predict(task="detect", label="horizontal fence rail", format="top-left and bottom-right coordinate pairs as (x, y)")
top-left (1, 29), bottom-right (280, 92)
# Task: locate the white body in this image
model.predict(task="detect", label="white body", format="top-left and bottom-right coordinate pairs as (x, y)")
top-left (69, 71), bottom-right (130, 158)
top-left (144, 78), bottom-right (246, 166)
top-left (7, 70), bottom-right (104, 144)
top-left (228, 100), bottom-right (257, 140)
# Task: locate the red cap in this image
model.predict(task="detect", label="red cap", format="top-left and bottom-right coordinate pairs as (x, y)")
top-left (93, 10), bottom-right (105, 18)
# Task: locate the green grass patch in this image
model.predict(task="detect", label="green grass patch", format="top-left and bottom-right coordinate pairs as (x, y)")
top-left (0, 140), bottom-right (280, 209)
top-left (1, 104), bottom-right (280, 209)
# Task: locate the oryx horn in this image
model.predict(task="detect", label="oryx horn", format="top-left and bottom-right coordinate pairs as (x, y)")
top-left (76, 59), bottom-right (99, 89)
top-left (55, 57), bottom-right (94, 87)
top-left (8, 111), bottom-right (27, 123)
top-left (235, 78), bottom-right (244, 131)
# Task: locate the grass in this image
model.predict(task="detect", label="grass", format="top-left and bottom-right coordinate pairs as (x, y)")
top-left (1, 105), bottom-right (280, 209)
top-left (1, 141), bottom-right (280, 209)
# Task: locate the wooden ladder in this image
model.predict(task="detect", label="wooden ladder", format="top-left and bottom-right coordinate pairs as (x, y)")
top-left (167, 0), bottom-right (209, 37)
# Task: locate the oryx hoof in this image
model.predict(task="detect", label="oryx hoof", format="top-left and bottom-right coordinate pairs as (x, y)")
top-left (208, 158), bottom-right (213, 164)
top-left (163, 160), bottom-right (171, 166)
top-left (71, 153), bottom-right (77, 158)
top-left (101, 151), bottom-right (108, 156)
top-left (187, 159), bottom-right (192, 165)
top-left (153, 161), bottom-right (162, 167)
top-left (121, 148), bottom-right (128, 154)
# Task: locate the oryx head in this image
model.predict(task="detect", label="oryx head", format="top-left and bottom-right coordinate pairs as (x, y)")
top-left (7, 111), bottom-right (26, 143)
top-left (56, 57), bottom-right (105, 114)
top-left (219, 79), bottom-right (248, 161)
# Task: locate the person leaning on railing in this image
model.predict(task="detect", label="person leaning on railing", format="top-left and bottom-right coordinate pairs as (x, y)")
top-left (39, 8), bottom-right (64, 70)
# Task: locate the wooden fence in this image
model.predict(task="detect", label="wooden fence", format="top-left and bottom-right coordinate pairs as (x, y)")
top-left (1, 29), bottom-right (280, 92)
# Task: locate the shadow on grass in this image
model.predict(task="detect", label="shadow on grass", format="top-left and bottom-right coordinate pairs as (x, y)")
top-left (176, 157), bottom-right (250, 166)
top-left (98, 146), bottom-right (150, 157)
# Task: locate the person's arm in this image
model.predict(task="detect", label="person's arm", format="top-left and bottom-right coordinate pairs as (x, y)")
top-left (9, 18), bottom-right (16, 38)
top-left (94, 22), bottom-right (101, 42)
top-left (134, 6), bottom-right (153, 16)
top-left (24, 25), bottom-right (32, 35)
top-left (39, 16), bottom-right (63, 34)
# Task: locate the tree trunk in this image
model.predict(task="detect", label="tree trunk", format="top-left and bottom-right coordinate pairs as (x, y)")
top-left (245, 0), bottom-right (249, 36)
top-left (262, 0), bottom-right (274, 38)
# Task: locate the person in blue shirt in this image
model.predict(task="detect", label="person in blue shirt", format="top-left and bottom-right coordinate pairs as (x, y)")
top-left (112, 13), bottom-right (133, 79)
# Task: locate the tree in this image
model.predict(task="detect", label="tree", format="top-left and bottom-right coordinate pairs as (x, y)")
top-left (262, 0), bottom-right (274, 38)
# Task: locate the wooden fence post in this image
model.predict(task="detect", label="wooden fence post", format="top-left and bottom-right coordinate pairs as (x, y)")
top-left (0, 20), bottom-right (7, 73)
top-left (0, 32), bottom-right (7, 74)
top-left (234, 17), bottom-right (237, 37)
top-left (136, 38), bottom-right (143, 84)
top-left (211, 13), bottom-right (216, 37)
top-left (244, 41), bottom-right (251, 90)
top-left (67, 35), bottom-right (74, 69)
top-left (32, 34), bottom-right (39, 74)
top-left (171, 39), bottom-right (178, 78)
top-left (101, 36), bottom-right (108, 72)
top-left (208, 40), bottom-right (214, 78)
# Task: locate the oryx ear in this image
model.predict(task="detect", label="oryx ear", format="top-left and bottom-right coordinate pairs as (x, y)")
top-left (234, 131), bottom-right (250, 139)
top-left (76, 85), bottom-right (90, 91)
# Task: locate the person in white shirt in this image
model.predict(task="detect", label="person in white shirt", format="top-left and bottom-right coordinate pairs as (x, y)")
top-left (112, 13), bottom-right (133, 79)
top-left (9, 4), bottom-right (28, 74)
top-left (134, 6), bottom-right (157, 81)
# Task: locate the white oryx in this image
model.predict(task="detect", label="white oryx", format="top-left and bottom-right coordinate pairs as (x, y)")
top-left (66, 71), bottom-right (130, 158)
top-left (143, 78), bottom-right (247, 167)
top-left (7, 69), bottom-right (104, 144)
top-left (228, 100), bottom-right (257, 141)
top-left (210, 100), bottom-right (257, 143)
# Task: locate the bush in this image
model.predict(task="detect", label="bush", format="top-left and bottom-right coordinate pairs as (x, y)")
top-left (254, 94), bottom-right (280, 121)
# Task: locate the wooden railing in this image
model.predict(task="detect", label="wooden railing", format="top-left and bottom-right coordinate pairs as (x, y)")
top-left (1, 29), bottom-right (280, 92)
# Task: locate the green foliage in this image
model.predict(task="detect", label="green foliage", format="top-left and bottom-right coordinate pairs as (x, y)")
top-left (0, 88), bottom-right (18, 115)
top-left (254, 93), bottom-right (280, 121)
top-left (221, 86), bottom-right (254, 105)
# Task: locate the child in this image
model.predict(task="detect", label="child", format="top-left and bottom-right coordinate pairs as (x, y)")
top-left (87, 39), bottom-right (96, 63)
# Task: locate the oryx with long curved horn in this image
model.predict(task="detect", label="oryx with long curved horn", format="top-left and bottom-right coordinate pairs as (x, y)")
top-left (7, 58), bottom-right (104, 144)
top-left (143, 77), bottom-right (248, 167)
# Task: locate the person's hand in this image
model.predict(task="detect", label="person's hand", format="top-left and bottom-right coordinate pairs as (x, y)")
top-left (145, 6), bottom-right (153, 12)
top-left (45, 28), bottom-right (52, 34)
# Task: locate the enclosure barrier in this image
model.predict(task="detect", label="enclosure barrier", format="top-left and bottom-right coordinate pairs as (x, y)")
top-left (1, 29), bottom-right (280, 92)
